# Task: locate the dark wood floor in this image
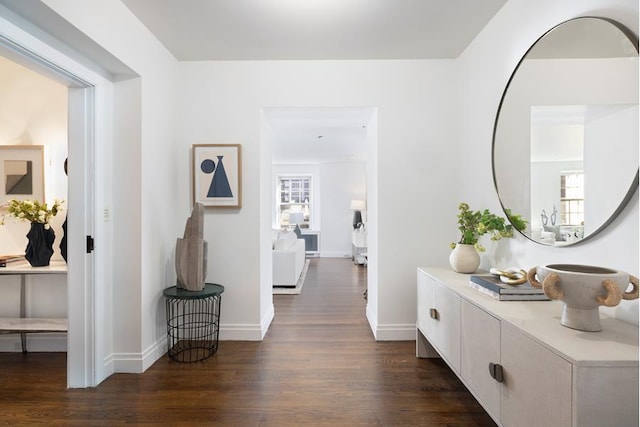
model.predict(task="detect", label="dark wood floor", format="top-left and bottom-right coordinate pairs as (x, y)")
top-left (0, 258), bottom-right (496, 426)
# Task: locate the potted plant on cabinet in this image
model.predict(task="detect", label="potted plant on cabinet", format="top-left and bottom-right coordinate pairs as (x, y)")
top-left (449, 202), bottom-right (527, 273)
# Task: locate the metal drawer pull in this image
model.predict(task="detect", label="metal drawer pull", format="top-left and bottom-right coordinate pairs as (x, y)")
top-left (488, 362), bottom-right (504, 383)
top-left (429, 308), bottom-right (439, 320)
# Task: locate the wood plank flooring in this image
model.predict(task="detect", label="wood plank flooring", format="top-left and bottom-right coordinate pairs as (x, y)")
top-left (0, 258), bottom-right (496, 426)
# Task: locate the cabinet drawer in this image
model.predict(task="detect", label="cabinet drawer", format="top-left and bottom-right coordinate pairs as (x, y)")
top-left (501, 322), bottom-right (572, 427)
top-left (417, 270), bottom-right (461, 372)
top-left (461, 300), bottom-right (500, 419)
top-left (416, 271), bottom-right (433, 335)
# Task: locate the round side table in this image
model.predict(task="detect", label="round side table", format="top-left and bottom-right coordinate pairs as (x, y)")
top-left (163, 283), bottom-right (224, 362)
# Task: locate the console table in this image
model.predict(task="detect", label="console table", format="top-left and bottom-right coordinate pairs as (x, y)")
top-left (0, 261), bottom-right (68, 353)
top-left (163, 283), bottom-right (224, 362)
top-left (417, 267), bottom-right (639, 427)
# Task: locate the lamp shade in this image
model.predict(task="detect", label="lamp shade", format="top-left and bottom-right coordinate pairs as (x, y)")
top-left (289, 211), bottom-right (304, 225)
top-left (350, 199), bottom-right (366, 211)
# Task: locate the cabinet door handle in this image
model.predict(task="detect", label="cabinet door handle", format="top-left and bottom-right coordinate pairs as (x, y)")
top-left (488, 362), bottom-right (504, 383)
top-left (429, 308), bottom-right (439, 320)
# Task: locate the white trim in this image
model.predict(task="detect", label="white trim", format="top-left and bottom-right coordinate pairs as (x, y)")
top-left (219, 306), bottom-right (274, 341)
top-left (261, 303), bottom-right (275, 338)
top-left (373, 323), bottom-right (417, 341)
top-left (366, 302), bottom-right (378, 340)
top-left (367, 303), bottom-right (417, 341)
top-left (110, 338), bottom-right (167, 373)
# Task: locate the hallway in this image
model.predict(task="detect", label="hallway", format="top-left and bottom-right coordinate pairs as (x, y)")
top-left (0, 258), bottom-right (495, 426)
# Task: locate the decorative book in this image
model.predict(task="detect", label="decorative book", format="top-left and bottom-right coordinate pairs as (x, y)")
top-left (0, 255), bottom-right (27, 268)
top-left (469, 274), bottom-right (549, 301)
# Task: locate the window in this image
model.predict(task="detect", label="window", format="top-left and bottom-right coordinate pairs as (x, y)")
top-left (277, 175), bottom-right (312, 229)
top-left (560, 172), bottom-right (584, 226)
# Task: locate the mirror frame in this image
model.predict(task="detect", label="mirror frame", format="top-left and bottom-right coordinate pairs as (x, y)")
top-left (492, 16), bottom-right (639, 246)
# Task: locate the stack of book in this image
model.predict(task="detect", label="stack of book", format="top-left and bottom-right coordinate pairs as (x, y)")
top-left (469, 274), bottom-right (549, 301)
top-left (0, 254), bottom-right (27, 268)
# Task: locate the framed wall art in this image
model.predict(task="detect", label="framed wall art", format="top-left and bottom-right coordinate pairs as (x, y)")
top-left (0, 145), bottom-right (45, 205)
top-left (192, 144), bottom-right (242, 208)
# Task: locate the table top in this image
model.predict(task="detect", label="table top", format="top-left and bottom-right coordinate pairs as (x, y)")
top-left (0, 260), bottom-right (67, 275)
top-left (163, 283), bottom-right (224, 299)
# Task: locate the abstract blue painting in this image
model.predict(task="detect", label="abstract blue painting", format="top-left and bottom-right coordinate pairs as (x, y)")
top-left (193, 144), bottom-right (242, 207)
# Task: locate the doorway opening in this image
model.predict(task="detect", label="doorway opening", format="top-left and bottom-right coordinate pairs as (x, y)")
top-left (0, 33), bottom-right (96, 388)
top-left (261, 106), bottom-right (378, 336)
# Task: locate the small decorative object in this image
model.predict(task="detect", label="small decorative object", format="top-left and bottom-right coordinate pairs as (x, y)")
top-left (192, 144), bottom-right (242, 208)
top-left (175, 203), bottom-right (208, 291)
top-left (489, 267), bottom-right (528, 285)
top-left (449, 202), bottom-right (526, 273)
top-left (449, 243), bottom-right (481, 274)
top-left (350, 199), bottom-right (366, 230)
top-left (528, 264), bottom-right (639, 332)
top-left (1, 199), bottom-right (62, 267)
top-left (25, 222), bottom-right (56, 266)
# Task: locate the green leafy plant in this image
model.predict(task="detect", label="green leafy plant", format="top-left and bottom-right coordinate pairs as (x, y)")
top-left (1, 199), bottom-right (62, 228)
top-left (450, 202), bottom-right (527, 252)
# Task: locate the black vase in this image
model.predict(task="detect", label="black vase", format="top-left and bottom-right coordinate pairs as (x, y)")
top-left (25, 222), bottom-right (56, 267)
top-left (60, 216), bottom-right (67, 262)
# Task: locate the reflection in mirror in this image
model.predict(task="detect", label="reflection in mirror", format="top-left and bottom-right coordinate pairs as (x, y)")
top-left (493, 17), bottom-right (639, 246)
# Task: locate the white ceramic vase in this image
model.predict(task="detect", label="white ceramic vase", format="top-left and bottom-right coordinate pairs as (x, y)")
top-left (528, 264), bottom-right (639, 332)
top-left (449, 244), bottom-right (480, 274)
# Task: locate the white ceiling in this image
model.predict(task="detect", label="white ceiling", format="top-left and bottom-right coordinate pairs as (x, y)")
top-left (265, 107), bottom-right (374, 164)
top-left (121, 0), bottom-right (507, 61)
top-left (120, 0), bottom-right (507, 163)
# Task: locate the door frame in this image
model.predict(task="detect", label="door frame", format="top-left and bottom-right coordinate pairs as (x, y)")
top-left (0, 17), bottom-right (101, 387)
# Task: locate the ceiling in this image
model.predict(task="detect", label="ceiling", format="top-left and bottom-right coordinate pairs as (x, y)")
top-left (120, 0), bottom-right (507, 163)
top-left (121, 0), bottom-right (507, 61)
top-left (265, 107), bottom-right (374, 164)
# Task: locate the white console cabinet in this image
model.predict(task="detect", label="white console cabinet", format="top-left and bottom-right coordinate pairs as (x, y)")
top-left (417, 267), bottom-right (639, 427)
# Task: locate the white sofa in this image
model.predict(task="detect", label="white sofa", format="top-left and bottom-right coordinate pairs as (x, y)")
top-left (273, 230), bottom-right (306, 287)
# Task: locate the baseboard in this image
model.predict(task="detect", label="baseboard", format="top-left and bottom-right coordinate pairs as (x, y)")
top-left (110, 336), bottom-right (168, 374)
top-left (260, 304), bottom-right (275, 339)
top-left (220, 323), bottom-right (271, 341)
top-left (320, 251), bottom-right (351, 258)
top-left (365, 307), bottom-right (414, 341)
top-left (374, 323), bottom-right (416, 341)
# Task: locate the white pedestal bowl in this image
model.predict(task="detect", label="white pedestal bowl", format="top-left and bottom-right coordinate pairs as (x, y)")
top-left (528, 264), bottom-right (639, 332)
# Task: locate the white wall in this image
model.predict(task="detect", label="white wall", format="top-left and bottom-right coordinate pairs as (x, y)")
top-left (585, 104), bottom-right (638, 235)
top-left (457, 0), bottom-right (639, 324)
top-left (176, 60), bottom-right (458, 340)
top-left (320, 161), bottom-right (366, 257)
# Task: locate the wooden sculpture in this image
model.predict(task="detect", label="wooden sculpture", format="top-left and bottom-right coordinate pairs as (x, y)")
top-left (176, 203), bottom-right (207, 291)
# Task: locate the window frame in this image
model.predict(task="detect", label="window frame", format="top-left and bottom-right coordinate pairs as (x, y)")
top-left (276, 174), bottom-right (313, 229)
top-left (559, 171), bottom-right (584, 226)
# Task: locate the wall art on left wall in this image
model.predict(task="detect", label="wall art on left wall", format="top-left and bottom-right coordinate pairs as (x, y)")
top-left (192, 144), bottom-right (242, 208)
top-left (0, 145), bottom-right (44, 205)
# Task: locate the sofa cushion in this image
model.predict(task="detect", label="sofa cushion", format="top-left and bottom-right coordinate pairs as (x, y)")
top-left (274, 230), bottom-right (297, 250)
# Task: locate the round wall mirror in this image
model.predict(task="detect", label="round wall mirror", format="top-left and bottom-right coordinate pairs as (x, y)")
top-left (493, 17), bottom-right (639, 246)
